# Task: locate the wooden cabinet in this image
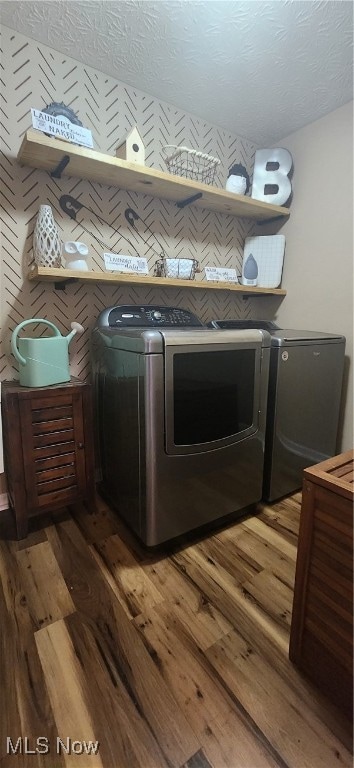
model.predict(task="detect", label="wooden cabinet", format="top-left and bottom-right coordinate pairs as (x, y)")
top-left (289, 450), bottom-right (353, 721)
top-left (1, 378), bottom-right (96, 539)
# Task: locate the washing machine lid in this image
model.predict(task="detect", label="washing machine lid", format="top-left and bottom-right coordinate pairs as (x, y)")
top-left (93, 326), bottom-right (271, 353)
top-left (209, 320), bottom-right (345, 346)
top-left (209, 319), bottom-right (280, 332)
top-left (268, 329), bottom-right (346, 346)
top-left (159, 328), bottom-right (270, 348)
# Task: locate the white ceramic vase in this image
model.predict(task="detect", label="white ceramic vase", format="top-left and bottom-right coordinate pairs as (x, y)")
top-left (33, 205), bottom-right (62, 267)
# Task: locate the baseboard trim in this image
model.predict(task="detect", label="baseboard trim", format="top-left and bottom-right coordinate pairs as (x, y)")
top-left (0, 492), bottom-right (9, 511)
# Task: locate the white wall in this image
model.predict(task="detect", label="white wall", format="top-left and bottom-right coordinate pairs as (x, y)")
top-left (274, 102), bottom-right (353, 451)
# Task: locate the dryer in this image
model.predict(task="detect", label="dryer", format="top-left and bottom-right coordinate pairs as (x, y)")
top-left (92, 305), bottom-right (271, 545)
top-left (210, 320), bottom-right (345, 501)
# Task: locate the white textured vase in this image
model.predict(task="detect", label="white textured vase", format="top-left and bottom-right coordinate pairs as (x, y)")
top-left (33, 205), bottom-right (62, 267)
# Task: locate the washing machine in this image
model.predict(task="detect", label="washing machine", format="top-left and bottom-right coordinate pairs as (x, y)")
top-left (91, 305), bottom-right (271, 545)
top-left (209, 320), bottom-right (346, 501)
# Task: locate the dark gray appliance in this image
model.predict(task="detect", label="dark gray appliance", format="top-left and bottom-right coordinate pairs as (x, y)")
top-left (91, 305), bottom-right (271, 545)
top-left (209, 320), bottom-right (345, 501)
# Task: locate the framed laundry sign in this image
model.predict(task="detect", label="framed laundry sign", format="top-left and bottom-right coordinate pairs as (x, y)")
top-left (103, 252), bottom-right (149, 274)
top-left (205, 267), bottom-right (238, 283)
top-left (31, 107), bottom-right (94, 148)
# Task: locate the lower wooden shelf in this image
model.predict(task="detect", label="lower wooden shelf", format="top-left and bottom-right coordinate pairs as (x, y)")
top-left (28, 266), bottom-right (287, 296)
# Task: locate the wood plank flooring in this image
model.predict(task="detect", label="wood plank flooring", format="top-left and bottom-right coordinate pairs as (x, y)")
top-left (0, 493), bottom-right (352, 767)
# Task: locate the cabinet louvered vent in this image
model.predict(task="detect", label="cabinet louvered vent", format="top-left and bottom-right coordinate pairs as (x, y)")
top-left (18, 391), bottom-right (88, 512)
top-left (32, 401), bottom-right (78, 505)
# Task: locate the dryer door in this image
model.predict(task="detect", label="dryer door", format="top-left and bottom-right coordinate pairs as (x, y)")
top-left (163, 332), bottom-right (264, 456)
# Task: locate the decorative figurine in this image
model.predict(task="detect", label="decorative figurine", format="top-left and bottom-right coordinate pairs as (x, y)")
top-left (226, 163), bottom-right (250, 195)
top-left (63, 241), bottom-right (89, 271)
top-left (115, 126), bottom-right (145, 165)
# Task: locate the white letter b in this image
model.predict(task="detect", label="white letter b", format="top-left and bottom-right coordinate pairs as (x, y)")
top-left (251, 148), bottom-right (292, 206)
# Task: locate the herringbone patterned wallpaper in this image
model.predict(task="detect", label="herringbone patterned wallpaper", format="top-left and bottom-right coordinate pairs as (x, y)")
top-left (1, 26), bottom-right (259, 381)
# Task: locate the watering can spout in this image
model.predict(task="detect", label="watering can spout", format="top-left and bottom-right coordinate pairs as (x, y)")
top-left (66, 322), bottom-right (85, 347)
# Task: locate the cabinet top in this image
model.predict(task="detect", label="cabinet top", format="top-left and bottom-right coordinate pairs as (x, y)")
top-left (1, 377), bottom-right (88, 396)
top-left (304, 449), bottom-right (354, 500)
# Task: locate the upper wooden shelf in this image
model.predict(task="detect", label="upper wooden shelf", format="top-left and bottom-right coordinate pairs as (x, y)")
top-left (18, 130), bottom-right (290, 222)
top-left (27, 265), bottom-right (287, 296)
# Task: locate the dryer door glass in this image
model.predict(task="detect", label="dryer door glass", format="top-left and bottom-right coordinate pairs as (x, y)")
top-left (165, 345), bottom-right (260, 454)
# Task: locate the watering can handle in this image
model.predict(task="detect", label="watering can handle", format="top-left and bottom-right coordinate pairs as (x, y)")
top-left (11, 319), bottom-right (61, 367)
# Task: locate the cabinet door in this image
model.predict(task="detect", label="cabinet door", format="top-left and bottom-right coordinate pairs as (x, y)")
top-left (19, 391), bottom-right (87, 511)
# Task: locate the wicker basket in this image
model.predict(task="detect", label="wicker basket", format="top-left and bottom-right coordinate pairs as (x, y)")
top-left (162, 145), bottom-right (220, 185)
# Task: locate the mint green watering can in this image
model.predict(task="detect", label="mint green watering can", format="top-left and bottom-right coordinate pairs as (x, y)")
top-left (11, 319), bottom-right (84, 387)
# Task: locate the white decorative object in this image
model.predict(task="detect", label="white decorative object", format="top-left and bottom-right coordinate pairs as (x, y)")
top-left (64, 241), bottom-right (89, 271)
top-left (243, 235), bottom-right (286, 288)
top-left (226, 175), bottom-right (247, 194)
top-left (115, 126), bottom-right (145, 165)
top-left (33, 205), bottom-right (62, 267)
top-left (225, 163), bottom-right (250, 195)
top-left (251, 148), bottom-right (293, 206)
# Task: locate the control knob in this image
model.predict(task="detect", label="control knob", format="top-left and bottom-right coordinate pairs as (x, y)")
top-left (153, 311), bottom-right (162, 320)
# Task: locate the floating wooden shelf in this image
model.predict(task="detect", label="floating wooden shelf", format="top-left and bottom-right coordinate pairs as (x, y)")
top-left (18, 130), bottom-right (290, 222)
top-left (27, 265), bottom-right (287, 296)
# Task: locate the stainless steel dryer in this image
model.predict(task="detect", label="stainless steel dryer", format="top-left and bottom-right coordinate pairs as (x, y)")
top-left (91, 305), bottom-right (271, 545)
top-left (210, 320), bottom-right (345, 501)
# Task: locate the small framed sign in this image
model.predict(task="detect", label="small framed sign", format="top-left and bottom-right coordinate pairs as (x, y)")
top-left (103, 252), bottom-right (149, 274)
top-left (205, 267), bottom-right (238, 283)
top-left (31, 108), bottom-right (94, 148)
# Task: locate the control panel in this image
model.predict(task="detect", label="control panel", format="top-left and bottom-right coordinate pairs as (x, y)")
top-left (102, 305), bottom-right (205, 328)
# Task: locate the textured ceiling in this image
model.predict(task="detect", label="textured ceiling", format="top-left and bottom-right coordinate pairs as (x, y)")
top-left (1, 0), bottom-right (353, 144)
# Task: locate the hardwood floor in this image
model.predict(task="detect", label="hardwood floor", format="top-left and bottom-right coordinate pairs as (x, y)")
top-left (0, 493), bottom-right (352, 767)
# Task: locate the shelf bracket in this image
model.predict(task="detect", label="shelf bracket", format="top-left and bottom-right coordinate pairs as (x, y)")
top-left (51, 155), bottom-right (70, 179)
top-left (177, 192), bottom-right (203, 209)
top-left (257, 214), bottom-right (287, 226)
top-left (54, 277), bottom-right (78, 291)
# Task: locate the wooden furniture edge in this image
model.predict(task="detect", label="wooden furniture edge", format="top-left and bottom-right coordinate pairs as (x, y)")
top-left (289, 479), bottom-right (316, 663)
top-left (303, 450), bottom-right (354, 499)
